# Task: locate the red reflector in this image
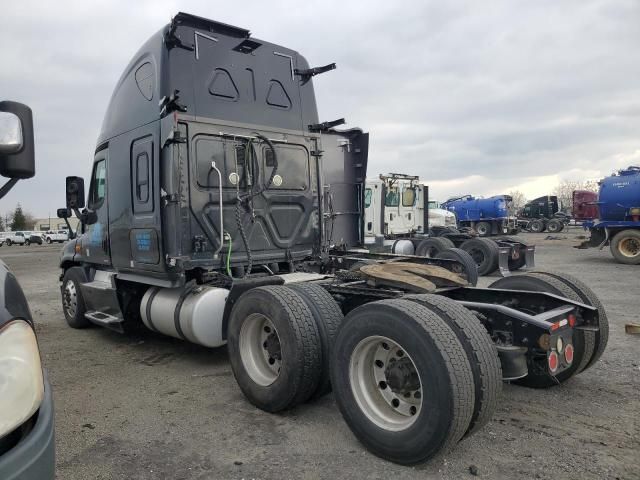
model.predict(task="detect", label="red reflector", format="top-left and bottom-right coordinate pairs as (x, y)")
top-left (548, 351), bottom-right (559, 372)
top-left (568, 314), bottom-right (577, 327)
top-left (550, 322), bottom-right (560, 331)
top-left (564, 344), bottom-right (574, 365)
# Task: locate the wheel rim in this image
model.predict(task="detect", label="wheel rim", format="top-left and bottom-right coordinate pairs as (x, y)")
top-left (477, 224), bottom-right (488, 235)
top-left (619, 237), bottom-right (640, 258)
top-left (239, 313), bottom-right (282, 386)
top-left (63, 280), bottom-right (77, 318)
top-left (349, 335), bottom-right (423, 432)
top-left (467, 247), bottom-right (485, 266)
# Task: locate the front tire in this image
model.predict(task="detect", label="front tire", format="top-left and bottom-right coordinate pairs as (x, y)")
top-left (331, 299), bottom-right (474, 465)
top-left (5, 239), bottom-right (11, 246)
top-left (227, 286), bottom-right (322, 412)
top-left (610, 229), bottom-right (640, 265)
top-left (61, 267), bottom-right (91, 328)
top-left (46, 237), bottom-right (52, 244)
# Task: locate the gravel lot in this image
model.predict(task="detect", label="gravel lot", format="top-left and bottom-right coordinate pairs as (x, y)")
top-left (2, 227), bottom-right (638, 480)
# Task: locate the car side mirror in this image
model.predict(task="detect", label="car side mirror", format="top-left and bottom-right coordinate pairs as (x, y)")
top-left (57, 208), bottom-right (70, 219)
top-left (66, 176), bottom-right (85, 209)
top-left (0, 101), bottom-right (35, 179)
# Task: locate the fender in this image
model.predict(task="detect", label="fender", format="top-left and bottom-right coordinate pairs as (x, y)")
top-left (0, 260), bottom-right (33, 327)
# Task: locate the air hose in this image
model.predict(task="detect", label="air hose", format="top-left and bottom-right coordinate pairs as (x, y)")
top-left (235, 133), bottom-right (278, 276)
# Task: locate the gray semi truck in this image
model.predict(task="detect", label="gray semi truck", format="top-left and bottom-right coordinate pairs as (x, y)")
top-left (57, 12), bottom-right (608, 465)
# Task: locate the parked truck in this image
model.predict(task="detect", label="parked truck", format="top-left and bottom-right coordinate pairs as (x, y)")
top-left (441, 194), bottom-right (519, 236)
top-left (580, 166), bottom-right (640, 264)
top-left (572, 190), bottom-right (599, 223)
top-left (56, 13), bottom-right (608, 465)
top-left (365, 174), bottom-right (535, 277)
top-left (0, 102), bottom-right (55, 479)
top-left (364, 173), bottom-right (457, 236)
top-left (516, 195), bottom-right (568, 233)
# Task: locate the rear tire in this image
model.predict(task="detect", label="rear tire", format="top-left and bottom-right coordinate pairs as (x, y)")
top-left (475, 221), bottom-right (491, 237)
top-left (546, 219), bottom-right (563, 233)
top-left (434, 248), bottom-right (479, 286)
top-left (286, 283), bottom-right (344, 400)
top-left (404, 294), bottom-right (501, 437)
top-left (459, 238), bottom-right (499, 276)
top-left (610, 229), bottom-right (640, 265)
top-left (415, 237), bottom-right (455, 257)
top-left (331, 299), bottom-right (474, 465)
top-left (528, 219), bottom-right (545, 233)
top-left (61, 267), bottom-right (91, 329)
top-left (46, 237), bottom-right (52, 244)
top-left (227, 286), bottom-right (322, 412)
top-left (531, 270), bottom-right (608, 370)
top-left (24, 239), bottom-right (30, 246)
top-left (488, 274), bottom-right (595, 387)
top-left (5, 239), bottom-right (11, 246)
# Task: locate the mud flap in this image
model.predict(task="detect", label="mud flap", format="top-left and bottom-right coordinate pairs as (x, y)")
top-left (497, 245), bottom-right (536, 276)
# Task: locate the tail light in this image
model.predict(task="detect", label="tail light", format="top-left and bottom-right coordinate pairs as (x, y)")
top-left (548, 351), bottom-right (559, 373)
top-left (564, 344), bottom-right (574, 365)
top-left (568, 314), bottom-right (577, 327)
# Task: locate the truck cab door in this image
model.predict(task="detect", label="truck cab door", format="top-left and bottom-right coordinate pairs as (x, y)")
top-left (81, 150), bottom-right (111, 265)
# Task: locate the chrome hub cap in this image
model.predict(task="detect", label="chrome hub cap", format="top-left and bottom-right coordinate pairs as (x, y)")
top-left (349, 336), bottom-right (423, 431)
top-left (239, 313), bottom-right (281, 386)
top-left (63, 280), bottom-right (77, 317)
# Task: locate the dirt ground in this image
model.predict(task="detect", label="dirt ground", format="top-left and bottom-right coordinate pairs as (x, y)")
top-left (2, 227), bottom-right (638, 480)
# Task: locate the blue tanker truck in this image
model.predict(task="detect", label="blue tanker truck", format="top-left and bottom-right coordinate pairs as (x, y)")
top-left (581, 166), bottom-right (640, 264)
top-left (441, 194), bottom-right (519, 236)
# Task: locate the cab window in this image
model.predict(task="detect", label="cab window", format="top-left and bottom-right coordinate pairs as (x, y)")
top-left (385, 187), bottom-right (399, 207)
top-left (402, 187), bottom-right (416, 207)
top-left (364, 188), bottom-right (372, 208)
top-left (89, 159), bottom-right (107, 208)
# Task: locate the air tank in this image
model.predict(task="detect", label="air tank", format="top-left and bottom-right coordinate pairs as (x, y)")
top-left (140, 285), bottom-right (229, 347)
top-left (598, 166), bottom-right (640, 221)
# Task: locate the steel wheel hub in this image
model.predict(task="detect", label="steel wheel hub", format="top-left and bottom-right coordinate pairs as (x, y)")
top-left (239, 313), bottom-right (282, 386)
top-left (63, 280), bottom-right (77, 317)
top-left (349, 335), bottom-right (423, 431)
top-left (619, 238), bottom-right (640, 258)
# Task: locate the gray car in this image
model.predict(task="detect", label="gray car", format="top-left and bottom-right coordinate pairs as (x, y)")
top-left (0, 102), bottom-right (55, 479)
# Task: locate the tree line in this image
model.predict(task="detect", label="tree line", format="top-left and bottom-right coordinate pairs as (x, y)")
top-left (1, 204), bottom-right (36, 232)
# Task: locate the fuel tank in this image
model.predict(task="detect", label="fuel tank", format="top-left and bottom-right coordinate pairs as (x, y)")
top-left (598, 166), bottom-right (640, 221)
top-left (140, 285), bottom-right (229, 347)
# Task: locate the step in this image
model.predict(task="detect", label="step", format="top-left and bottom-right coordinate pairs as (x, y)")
top-left (85, 310), bottom-right (124, 333)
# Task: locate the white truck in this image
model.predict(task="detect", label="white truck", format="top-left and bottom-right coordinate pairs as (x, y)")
top-left (1, 231), bottom-right (27, 246)
top-left (364, 174), bottom-right (456, 238)
top-left (43, 230), bottom-right (68, 244)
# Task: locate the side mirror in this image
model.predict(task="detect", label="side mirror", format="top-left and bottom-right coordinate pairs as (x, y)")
top-left (57, 208), bottom-right (70, 219)
top-left (66, 176), bottom-right (85, 209)
top-left (0, 101), bottom-right (35, 179)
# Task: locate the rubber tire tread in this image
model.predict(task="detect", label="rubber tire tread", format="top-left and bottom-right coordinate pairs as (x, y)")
top-left (61, 267), bottom-right (91, 329)
top-left (227, 286), bottom-right (322, 412)
top-left (287, 283), bottom-right (344, 400)
top-left (404, 294), bottom-right (501, 437)
top-left (609, 229), bottom-right (640, 265)
top-left (415, 237), bottom-right (455, 257)
top-left (531, 270), bottom-right (608, 370)
top-left (434, 248), bottom-right (479, 286)
top-left (488, 274), bottom-right (593, 387)
top-left (330, 298), bottom-right (474, 464)
top-left (460, 238), bottom-right (499, 276)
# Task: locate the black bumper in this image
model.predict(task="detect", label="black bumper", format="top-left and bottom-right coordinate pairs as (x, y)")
top-left (0, 371), bottom-right (55, 480)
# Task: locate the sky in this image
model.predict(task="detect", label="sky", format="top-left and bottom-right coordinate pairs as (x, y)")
top-left (1, 0), bottom-right (639, 219)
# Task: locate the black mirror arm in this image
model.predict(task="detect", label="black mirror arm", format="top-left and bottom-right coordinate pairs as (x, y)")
top-left (0, 178), bottom-right (18, 201)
